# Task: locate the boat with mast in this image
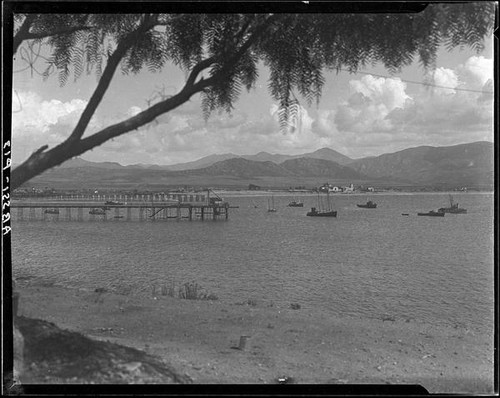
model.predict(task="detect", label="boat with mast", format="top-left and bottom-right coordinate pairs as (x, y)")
top-left (307, 191), bottom-right (337, 217)
top-left (288, 196), bottom-right (304, 207)
top-left (438, 194), bottom-right (467, 214)
top-left (267, 195), bottom-right (277, 212)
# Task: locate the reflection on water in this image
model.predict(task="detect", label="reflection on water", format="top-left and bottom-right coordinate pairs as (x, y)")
top-left (11, 192), bottom-right (494, 333)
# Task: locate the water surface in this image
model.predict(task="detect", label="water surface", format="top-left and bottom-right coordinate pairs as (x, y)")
top-left (11, 192), bottom-right (494, 334)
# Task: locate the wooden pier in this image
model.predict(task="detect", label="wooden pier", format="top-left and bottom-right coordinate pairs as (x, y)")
top-left (10, 201), bottom-right (235, 222)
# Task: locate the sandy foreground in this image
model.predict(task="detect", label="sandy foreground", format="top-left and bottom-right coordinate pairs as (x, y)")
top-left (12, 279), bottom-right (494, 393)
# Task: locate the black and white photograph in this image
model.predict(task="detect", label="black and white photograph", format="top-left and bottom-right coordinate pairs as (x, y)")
top-left (3, 1), bottom-right (496, 394)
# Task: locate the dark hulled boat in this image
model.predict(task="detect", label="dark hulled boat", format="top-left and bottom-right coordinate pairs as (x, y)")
top-left (306, 207), bottom-right (337, 217)
top-left (44, 208), bottom-right (59, 215)
top-left (307, 192), bottom-right (337, 217)
top-left (89, 208), bottom-right (107, 215)
top-left (288, 200), bottom-right (304, 207)
top-left (417, 210), bottom-right (445, 217)
top-left (357, 200), bottom-right (377, 209)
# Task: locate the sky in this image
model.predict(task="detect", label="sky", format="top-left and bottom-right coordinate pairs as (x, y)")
top-left (11, 17), bottom-right (494, 167)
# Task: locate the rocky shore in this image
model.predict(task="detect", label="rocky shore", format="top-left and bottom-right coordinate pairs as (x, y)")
top-left (10, 280), bottom-right (494, 393)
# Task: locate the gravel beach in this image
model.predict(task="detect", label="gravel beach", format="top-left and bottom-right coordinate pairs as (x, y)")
top-left (12, 279), bottom-right (494, 393)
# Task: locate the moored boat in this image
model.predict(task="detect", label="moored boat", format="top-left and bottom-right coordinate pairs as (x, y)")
top-left (438, 194), bottom-right (467, 214)
top-left (44, 208), bottom-right (59, 215)
top-left (417, 210), bottom-right (445, 217)
top-left (89, 208), bottom-right (107, 215)
top-left (357, 200), bottom-right (377, 209)
top-left (307, 192), bottom-right (337, 217)
top-left (105, 200), bottom-right (124, 206)
top-left (288, 200), bottom-right (304, 207)
top-left (306, 207), bottom-right (337, 217)
top-left (267, 196), bottom-right (277, 212)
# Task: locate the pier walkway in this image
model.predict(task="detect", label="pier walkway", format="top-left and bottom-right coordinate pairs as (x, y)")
top-left (10, 197), bottom-right (235, 222)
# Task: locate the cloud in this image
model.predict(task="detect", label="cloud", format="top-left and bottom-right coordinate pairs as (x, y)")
top-left (457, 55), bottom-right (493, 88)
top-left (12, 91), bottom-right (87, 134)
top-left (12, 54), bottom-right (493, 166)
top-left (331, 56), bottom-right (493, 156)
top-left (127, 106), bottom-right (142, 117)
top-left (85, 101), bottom-right (349, 165)
top-left (334, 75), bottom-right (410, 135)
top-left (11, 91), bottom-right (93, 164)
top-left (430, 67), bottom-right (459, 95)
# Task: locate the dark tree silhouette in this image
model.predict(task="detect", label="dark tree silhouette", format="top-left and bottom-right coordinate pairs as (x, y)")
top-left (10, 4), bottom-right (495, 189)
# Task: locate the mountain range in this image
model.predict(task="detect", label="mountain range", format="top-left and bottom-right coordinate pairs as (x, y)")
top-left (28, 141), bottom-right (494, 190)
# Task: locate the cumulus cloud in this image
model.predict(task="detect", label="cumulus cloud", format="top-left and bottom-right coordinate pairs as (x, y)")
top-left (430, 67), bottom-right (459, 95)
top-left (332, 55), bottom-right (493, 156)
top-left (11, 91), bottom-right (94, 164)
top-left (334, 75), bottom-right (410, 135)
top-left (457, 55), bottom-right (493, 88)
top-left (12, 91), bottom-right (87, 134)
top-left (12, 54), bottom-right (493, 166)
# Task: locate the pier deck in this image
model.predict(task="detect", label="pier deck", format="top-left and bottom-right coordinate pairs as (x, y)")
top-left (10, 201), bottom-right (236, 222)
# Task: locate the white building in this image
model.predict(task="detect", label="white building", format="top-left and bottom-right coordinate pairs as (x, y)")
top-left (343, 183), bottom-right (355, 193)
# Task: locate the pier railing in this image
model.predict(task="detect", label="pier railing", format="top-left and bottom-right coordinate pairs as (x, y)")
top-left (14, 193), bottom-right (207, 203)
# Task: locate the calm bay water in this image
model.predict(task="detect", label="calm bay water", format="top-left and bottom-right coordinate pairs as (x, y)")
top-left (11, 192), bottom-right (494, 334)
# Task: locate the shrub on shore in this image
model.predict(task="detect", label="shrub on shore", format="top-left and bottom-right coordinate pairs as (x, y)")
top-left (153, 280), bottom-right (218, 301)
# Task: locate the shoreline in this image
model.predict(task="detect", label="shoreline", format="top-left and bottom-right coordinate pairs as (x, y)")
top-left (13, 280), bottom-right (494, 392)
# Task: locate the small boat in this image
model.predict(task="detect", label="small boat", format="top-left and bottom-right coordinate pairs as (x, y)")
top-left (44, 208), bottom-right (59, 214)
top-left (417, 210), bottom-right (445, 217)
top-left (357, 200), bottom-right (377, 209)
top-left (438, 194), bottom-right (467, 214)
top-left (89, 208), bottom-right (107, 215)
top-left (105, 200), bottom-right (124, 206)
top-left (401, 213), bottom-right (409, 216)
top-left (306, 207), bottom-right (337, 217)
top-left (267, 196), bottom-right (277, 212)
top-left (307, 192), bottom-right (337, 217)
top-left (287, 200), bottom-right (304, 207)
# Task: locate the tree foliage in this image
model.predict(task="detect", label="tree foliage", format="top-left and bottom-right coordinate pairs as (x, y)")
top-left (10, 3), bottom-right (495, 189)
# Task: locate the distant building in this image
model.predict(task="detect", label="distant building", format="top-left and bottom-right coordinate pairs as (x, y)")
top-left (343, 183), bottom-right (355, 193)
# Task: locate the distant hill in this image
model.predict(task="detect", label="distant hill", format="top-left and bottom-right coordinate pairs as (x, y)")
top-left (173, 157), bottom-right (294, 178)
top-left (155, 156), bottom-right (370, 180)
top-left (279, 157), bottom-right (367, 179)
top-left (31, 141), bottom-right (493, 190)
top-left (239, 151), bottom-right (292, 163)
top-left (57, 158), bottom-right (126, 170)
top-left (153, 147), bottom-right (354, 171)
top-left (155, 153), bottom-right (240, 171)
top-left (299, 148), bottom-right (353, 165)
top-left (348, 141), bottom-right (494, 188)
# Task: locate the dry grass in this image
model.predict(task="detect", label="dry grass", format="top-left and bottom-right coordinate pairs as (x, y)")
top-left (153, 280), bottom-right (218, 301)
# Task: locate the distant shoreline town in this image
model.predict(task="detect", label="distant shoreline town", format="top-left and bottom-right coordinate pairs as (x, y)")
top-left (12, 183), bottom-right (480, 202)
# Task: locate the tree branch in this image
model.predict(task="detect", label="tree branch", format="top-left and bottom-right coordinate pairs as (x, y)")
top-left (10, 70), bottom-right (214, 189)
top-left (10, 14), bottom-right (280, 190)
top-left (67, 14), bottom-right (157, 144)
top-left (13, 14), bottom-right (35, 54)
top-left (13, 15), bottom-right (92, 54)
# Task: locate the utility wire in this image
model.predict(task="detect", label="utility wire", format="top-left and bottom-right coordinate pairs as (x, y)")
top-left (339, 68), bottom-right (494, 94)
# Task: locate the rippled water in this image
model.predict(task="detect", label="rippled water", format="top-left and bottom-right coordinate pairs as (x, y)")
top-left (10, 192), bottom-right (494, 333)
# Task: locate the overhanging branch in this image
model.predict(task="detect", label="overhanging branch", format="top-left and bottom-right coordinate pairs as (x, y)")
top-left (10, 14), bottom-right (281, 190)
